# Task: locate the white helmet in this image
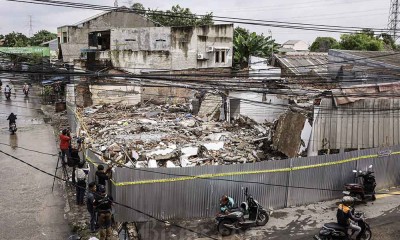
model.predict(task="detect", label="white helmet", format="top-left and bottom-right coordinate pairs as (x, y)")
top-left (342, 196), bottom-right (354, 206)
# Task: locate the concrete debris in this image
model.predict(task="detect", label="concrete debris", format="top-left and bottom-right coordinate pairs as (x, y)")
top-left (81, 103), bottom-right (294, 168)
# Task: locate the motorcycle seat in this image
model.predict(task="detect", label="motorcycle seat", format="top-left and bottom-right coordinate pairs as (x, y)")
top-left (345, 183), bottom-right (362, 187)
top-left (324, 222), bottom-right (347, 232)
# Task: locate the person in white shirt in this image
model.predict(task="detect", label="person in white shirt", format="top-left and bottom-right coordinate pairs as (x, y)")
top-left (75, 163), bottom-right (89, 205)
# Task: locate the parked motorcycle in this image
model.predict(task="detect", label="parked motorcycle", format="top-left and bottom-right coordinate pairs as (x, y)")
top-left (5, 92), bottom-right (11, 100)
top-left (216, 187), bottom-right (269, 236)
top-left (9, 123), bottom-right (17, 135)
top-left (343, 165), bottom-right (376, 202)
top-left (314, 210), bottom-right (371, 240)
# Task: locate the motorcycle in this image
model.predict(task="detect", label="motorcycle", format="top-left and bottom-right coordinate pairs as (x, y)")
top-left (9, 123), bottom-right (17, 135)
top-left (314, 210), bottom-right (371, 240)
top-left (5, 91), bottom-right (11, 100)
top-left (216, 187), bottom-right (269, 236)
top-left (23, 88), bottom-right (29, 97)
top-left (343, 165), bottom-right (376, 202)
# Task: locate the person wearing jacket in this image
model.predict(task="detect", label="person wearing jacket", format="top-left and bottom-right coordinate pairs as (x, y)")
top-left (337, 196), bottom-right (362, 240)
top-left (220, 195), bottom-right (235, 214)
top-left (7, 113), bottom-right (17, 130)
top-left (60, 129), bottom-right (71, 166)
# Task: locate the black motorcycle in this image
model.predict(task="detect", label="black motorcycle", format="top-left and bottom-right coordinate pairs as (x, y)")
top-left (216, 187), bottom-right (269, 236)
top-left (5, 92), bottom-right (11, 100)
top-left (9, 123), bottom-right (17, 135)
top-left (314, 211), bottom-right (371, 240)
top-left (343, 165), bottom-right (376, 202)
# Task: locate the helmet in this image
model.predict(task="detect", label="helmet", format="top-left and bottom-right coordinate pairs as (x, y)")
top-left (342, 196), bottom-right (354, 206)
top-left (98, 184), bottom-right (106, 193)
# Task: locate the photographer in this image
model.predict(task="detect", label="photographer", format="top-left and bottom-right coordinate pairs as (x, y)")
top-left (59, 129), bottom-right (71, 166)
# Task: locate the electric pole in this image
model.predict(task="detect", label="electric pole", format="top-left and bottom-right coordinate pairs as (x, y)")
top-left (114, 0), bottom-right (118, 7)
top-left (28, 15), bottom-right (33, 37)
top-left (388, 0), bottom-right (400, 40)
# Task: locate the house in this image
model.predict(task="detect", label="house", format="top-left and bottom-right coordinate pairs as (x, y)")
top-left (273, 52), bottom-right (328, 81)
top-left (279, 40), bottom-right (309, 53)
top-left (84, 24), bottom-right (234, 73)
top-left (40, 39), bottom-right (58, 60)
top-left (307, 82), bottom-right (400, 156)
top-left (328, 49), bottom-right (400, 86)
top-left (57, 8), bottom-right (156, 63)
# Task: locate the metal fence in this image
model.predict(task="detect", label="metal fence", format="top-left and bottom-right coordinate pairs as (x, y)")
top-left (111, 146), bottom-right (400, 222)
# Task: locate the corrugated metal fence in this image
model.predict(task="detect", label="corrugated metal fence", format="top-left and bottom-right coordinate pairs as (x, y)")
top-left (110, 145), bottom-right (400, 222)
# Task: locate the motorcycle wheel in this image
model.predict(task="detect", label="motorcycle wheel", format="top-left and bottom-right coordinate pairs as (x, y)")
top-left (217, 219), bottom-right (233, 236)
top-left (361, 229), bottom-right (372, 240)
top-left (256, 212), bottom-right (269, 226)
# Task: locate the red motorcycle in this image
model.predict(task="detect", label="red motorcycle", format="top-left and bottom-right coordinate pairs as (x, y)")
top-left (343, 165), bottom-right (376, 202)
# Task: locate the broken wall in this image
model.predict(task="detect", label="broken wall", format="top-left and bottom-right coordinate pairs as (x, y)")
top-left (273, 111), bottom-right (306, 158)
top-left (229, 92), bottom-right (289, 123)
top-left (90, 85), bottom-right (141, 105)
top-left (141, 86), bottom-right (194, 104)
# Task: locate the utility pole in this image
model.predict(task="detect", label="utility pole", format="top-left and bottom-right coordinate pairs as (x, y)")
top-left (388, 0), bottom-right (400, 41)
top-left (28, 15), bottom-right (33, 37)
top-left (114, 0), bottom-right (118, 7)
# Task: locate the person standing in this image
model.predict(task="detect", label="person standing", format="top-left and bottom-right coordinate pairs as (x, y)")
top-left (94, 185), bottom-right (113, 240)
top-left (95, 165), bottom-right (112, 186)
top-left (60, 129), bottom-right (71, 166)
top-left (75, 163), bottom-right (87, 205)
top-left (87, 182), bottom-right (97, 233)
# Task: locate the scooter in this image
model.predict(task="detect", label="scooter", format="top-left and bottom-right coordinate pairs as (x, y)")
top-left (9, 123), bottom-right (17, 135)
top-left (314, 210), bottom-right (372, 240)
top-left (216, 187), bottom-right (269, 236)
top-left (5, 92), bottom-right (11, 100)
top-left (23, 88), bottom-right (29, 97)
top-left (343, 165), bottom-right (376, 202)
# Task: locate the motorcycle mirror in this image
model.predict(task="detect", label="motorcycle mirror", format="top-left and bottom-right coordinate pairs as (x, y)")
top-left (368, 165), bottom-right (373, 169)
top-left (352, 170), bottom-right (357, 173)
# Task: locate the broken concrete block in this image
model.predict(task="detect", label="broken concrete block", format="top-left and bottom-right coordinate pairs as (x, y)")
top-left (131, 150), bottom-right (139, 160)
top-left (138, 119), bottom-right (158, 125)
top-left (135, 161), bottom-right (146, 168)
top-left (148, 160), bottom-right (158, 168)
top-left (179, 119), bottom-right (197, 128)
top-left (203, 141), bottom-right (224, 151)
top-left (166, 161), bottom-right (177, 168)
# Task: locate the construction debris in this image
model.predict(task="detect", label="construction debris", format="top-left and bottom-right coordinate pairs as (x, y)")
top-left (80, 102), bottom-right (297, 168)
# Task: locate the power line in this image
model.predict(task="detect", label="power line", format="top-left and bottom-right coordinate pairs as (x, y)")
top-left (0, 149), bottom-right (218, 240)
top-left (4, 0), bottom-right (389, 33)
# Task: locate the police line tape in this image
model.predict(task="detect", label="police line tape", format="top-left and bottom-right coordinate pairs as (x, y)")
top-left (68, 105), bottom-right (400, 187)
top-left (105, 151), bottom-right (400, 187)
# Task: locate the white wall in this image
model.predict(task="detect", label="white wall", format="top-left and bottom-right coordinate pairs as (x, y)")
top-left (90, 85), bottom-right (141, 105)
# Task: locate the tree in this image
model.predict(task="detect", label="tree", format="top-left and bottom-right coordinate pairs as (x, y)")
top-left (134, 4), bottom-right (213, 26)
top-left (131, 2), bottom-right (146, 15)
top-left (3, 32), bottom-right (30, 47)
top-left (233, 27), bottom-right (278, 69)
top-left (310, 37), bottom-right (339, 52)
top-left (378, 33), bottom-right (398, 50)
top-left (338, 33), bottom-right (384, 51)
top-left (30, 30), bottom-right (57, 46)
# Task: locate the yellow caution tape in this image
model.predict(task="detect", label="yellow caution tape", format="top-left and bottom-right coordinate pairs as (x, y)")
top-left (111, 151), bottom-right (400, 186)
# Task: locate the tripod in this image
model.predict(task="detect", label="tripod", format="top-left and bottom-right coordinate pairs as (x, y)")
top-left (52, 151), bottom-right (71, 192)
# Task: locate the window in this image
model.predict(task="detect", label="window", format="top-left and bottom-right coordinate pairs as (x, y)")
top-left (215, 50), bottom-right (226, 63)
top-left (62, 32), bottom-right (68, 43)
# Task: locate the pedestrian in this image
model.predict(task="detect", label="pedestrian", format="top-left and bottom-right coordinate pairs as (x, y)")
top-left (94, 185), bottom-right (113, 240)
top-left (75, 162), bottom-right (87, 205)
top-left (60, 129), bottom-right (71, 166)
top-left (87, 182), bottom-right (97, 233)
top-left (95, 165), bottom-right (112, 186)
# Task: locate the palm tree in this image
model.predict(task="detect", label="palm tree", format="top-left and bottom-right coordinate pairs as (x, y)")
top-left (233, 27), bottom-right (278, 69)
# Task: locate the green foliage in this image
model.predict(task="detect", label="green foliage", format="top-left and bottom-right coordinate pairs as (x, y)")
top-left (338, 33), bottom-right (384, 51)
top-left (30, 30), bottom-right (57, 46)
top-left (310, 37), bottom-right (339, 52)
top-left (233, 27), bottom-right (278, 69)
top-left (131, 3), bottom-right (213, 26)
top-left (3, 32), bottom-right (30, 47)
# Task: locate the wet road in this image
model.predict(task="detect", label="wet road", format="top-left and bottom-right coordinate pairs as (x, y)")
top-left (0, 77), bottom-right (69, 240)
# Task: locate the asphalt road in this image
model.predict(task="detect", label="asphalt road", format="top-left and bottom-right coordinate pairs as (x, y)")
top-left (0, 77), bottom-right (69, 240)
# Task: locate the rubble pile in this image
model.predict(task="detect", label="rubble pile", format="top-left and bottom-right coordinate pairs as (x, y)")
top-left (81, 103), bottom-right (285, 168)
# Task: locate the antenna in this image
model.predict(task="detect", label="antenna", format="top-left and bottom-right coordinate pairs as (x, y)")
top-left (388, 0), bottom-right (400, 40)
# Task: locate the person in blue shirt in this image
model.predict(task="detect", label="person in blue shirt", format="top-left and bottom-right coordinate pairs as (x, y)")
top-left (220, 195), bottom-right (235, 214)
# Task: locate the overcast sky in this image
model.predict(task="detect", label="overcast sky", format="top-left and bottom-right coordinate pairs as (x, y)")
top-left (0, 0), bottom-right (391, 44)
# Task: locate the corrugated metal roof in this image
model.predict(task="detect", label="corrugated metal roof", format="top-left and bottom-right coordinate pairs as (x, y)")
top-left (332, 50), bottom-right (400, 68)
top-left (276, 53), bottom-right (328, 76)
